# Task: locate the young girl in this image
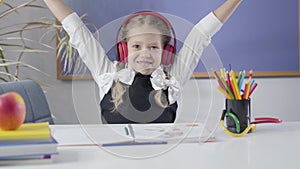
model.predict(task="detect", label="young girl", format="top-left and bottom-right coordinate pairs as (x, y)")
top-left (43, 0), bottom-right (243, 124)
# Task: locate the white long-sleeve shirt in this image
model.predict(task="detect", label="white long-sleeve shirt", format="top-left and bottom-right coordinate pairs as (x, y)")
top-left (62, 12), bottom-right (222, 103)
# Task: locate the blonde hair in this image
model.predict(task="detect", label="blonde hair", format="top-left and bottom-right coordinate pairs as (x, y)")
top-left (111, 13), bottom-right (173, 111)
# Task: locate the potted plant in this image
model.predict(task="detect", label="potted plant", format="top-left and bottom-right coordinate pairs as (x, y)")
top-left (1, 0), bottom-right (53, 82)
top-left (0, 0), bottom-right (89, 82)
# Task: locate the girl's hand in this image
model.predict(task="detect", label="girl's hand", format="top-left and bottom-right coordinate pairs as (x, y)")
top-left (43, 0), bottom-right (73, 22)
top-left (214, 0), bottom-right (243, 23)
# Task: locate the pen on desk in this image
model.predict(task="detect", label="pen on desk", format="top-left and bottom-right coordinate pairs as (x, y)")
top-left (128, 123), bottom-right (135, 139)
top-left (102, 141), bottom-right (168, 147)
top-left (124, 126), bottom-right (129, 136)
top-left (186, 123), bottom-right (199, 126)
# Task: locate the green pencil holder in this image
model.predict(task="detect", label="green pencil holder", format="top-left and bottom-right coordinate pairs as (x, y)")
top-left (225, 99), bottom-right (251, 133)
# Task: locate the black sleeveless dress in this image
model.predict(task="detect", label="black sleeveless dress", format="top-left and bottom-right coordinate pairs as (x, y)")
top-left (100, 73), bottom-right (177, 124)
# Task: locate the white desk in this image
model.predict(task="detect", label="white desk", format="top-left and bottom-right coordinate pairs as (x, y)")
top-left (2, 122), bottom-right (300, 169)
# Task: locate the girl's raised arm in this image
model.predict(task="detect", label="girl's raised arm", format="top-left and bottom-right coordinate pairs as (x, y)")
top-left (171, 0), bottom-right (244, 85)
top-left (43, 0), bottom-right (73, 22)
top-left (213, 0), bottom-right (242, 23)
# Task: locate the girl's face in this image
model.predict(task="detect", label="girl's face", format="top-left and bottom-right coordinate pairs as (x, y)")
top-left (126, 25), bottom-right (164, 75)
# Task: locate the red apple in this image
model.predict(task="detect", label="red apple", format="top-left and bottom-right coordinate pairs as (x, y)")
top-left (0, 92), bottom-right (26, 130)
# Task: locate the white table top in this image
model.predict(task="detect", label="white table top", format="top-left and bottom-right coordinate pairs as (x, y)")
top-left (2, 122), bottom-right (300, 169)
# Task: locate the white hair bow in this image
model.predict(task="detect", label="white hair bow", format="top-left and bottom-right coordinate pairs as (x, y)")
top-left (97, 68), bottom-right (135, 101)
top-left (150, 67), bottom-right (180, 104)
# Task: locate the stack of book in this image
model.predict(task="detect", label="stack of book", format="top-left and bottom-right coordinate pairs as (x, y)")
top-left (0, 122), bottom-right (58, 165)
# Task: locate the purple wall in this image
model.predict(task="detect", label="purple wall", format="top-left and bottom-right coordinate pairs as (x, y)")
top-left (64, 0), bottom-right (298, 74)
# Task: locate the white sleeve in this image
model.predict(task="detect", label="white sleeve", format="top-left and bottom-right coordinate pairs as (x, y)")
top-left (170, 12), bottom-right (223, 86)
top-left (61, 13), bottom-right (115, 78)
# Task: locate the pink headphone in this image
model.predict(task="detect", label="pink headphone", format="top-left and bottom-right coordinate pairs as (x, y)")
top-left (116, 11), bottom-right (177, 66)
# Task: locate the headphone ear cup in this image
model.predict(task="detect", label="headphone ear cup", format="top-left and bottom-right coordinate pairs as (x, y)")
top-left (117, 41), bottom-right (128, 62)
top-left (162, 44), bottom-right (175, 65)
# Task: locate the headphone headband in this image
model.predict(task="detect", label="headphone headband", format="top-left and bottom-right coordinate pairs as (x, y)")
top-left (120, 11), bottom-right (174, 34)
top-left (116, 11), bottom-right (177, 65)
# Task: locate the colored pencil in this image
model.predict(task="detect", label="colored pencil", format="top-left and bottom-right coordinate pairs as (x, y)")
top-left (220, 68), bottom-right (225, 80)
top-left (217, 86), bottom-right (231, 99)
top-left (230, 70), bottom-right (241, 100)
top-left (212, 70), bottom-right (226, 91)
top-left (213, 69), bottom-right (257, 100)
top-left (245, 70), bottom-right (253, 99)
top-left (248, 82), bottom-right (258, 97)
top-left (238, 70), bottom-right (245, 92)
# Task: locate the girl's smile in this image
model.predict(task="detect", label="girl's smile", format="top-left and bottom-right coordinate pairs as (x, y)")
top-left (136, 60), bottom-right (153, 67)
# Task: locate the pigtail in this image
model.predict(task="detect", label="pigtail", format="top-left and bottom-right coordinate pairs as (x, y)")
top-left (111, 62), bottom-right (126, 111)
top-left (154, 90), bottom-right (168, 108)
top-left (111, 81), bottom-right (125, 111)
